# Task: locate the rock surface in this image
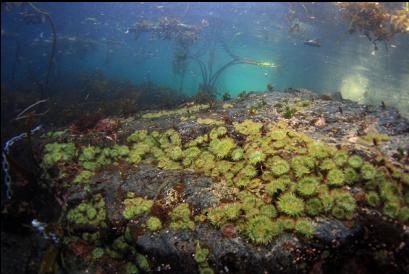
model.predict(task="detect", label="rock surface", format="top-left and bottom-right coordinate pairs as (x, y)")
top-left (2, 89), bottom-right (409, 274)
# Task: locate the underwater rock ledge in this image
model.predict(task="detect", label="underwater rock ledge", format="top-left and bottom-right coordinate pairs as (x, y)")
top-left (3, 89), bottom-right (409, 274)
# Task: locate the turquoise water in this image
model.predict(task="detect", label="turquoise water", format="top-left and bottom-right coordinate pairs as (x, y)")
top-left (2, 2), bottom-right (409, 114)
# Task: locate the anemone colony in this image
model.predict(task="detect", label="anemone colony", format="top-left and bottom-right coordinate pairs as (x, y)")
top-left (42, 102), bottom-right (409, 265)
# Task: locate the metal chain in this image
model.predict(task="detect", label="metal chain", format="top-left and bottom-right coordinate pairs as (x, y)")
top-left (32, 219), bottom-right (59, 243)
top-left (2, 125), bottom-right (43, 199)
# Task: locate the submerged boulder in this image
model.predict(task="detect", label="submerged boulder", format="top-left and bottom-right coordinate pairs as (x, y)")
top-left (3, 89), bottom-right (409, 274)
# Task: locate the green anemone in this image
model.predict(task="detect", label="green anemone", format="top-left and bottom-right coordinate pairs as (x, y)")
top-left (277, 192), bottom-right (305, 217)
top-left (348, 155), bottom-right (363, 169)
top-left (344, 167), bottom-right (359, 185)
top-left (200, 267), bottom-right (215, 274)
top-left (122, 197), bottom-right (153, 220)
top-left (329, 190), bottom-right (356, 220)
top-left (247, 149), bottom-right (266, 166)
top-left (296, 177), bottom-right (320, 196)
top-left (383, 202), bottom-right (400, 219)
top-left (234, 175), bottom-right (251, 188)
top-left (308, 143), bottom-right (329, 159)
top-left (223, 203), bottom-right (242, 220)
top-left (294, 218), bottom-right (315, 238)
top-left (209, 126), bottom-right (227, 140)
top-left (327, 169), bottom-right (345, 187)
top-left (305, 198), bottom-right (324, 216)
top-left (334, 151), bottom-right (348, 167)
top-left (209, 137), bottom-right (236, 159)
top-left (269, 129), bottom-right (287, 140)
top-left (265, 179), bottom-right (287, 197)
top-left (170, 203), bottom-right (195, 230)
top-left (291, 155), bottom-right (314, 178)
top-left (194, 243), bottom-right (209, 264)
top-left (398, 207), bottom-right (409, 223)
top-left (276, 217), bottom-right (295, 231)
top-left (272, 141), bottom-right (286, 149)
top-left (169, 146), bottom-right (183, 161)
top-left (91, 247), bottom-right (104, 260)
top-left (270, 157), bottom-right (290, 176)
top-left (207, 207), bottom-right (225, 226)
top-left (360, 162), bottom-right (376, 180)
top-left (365, 191), bottom-right (381, 208)
top-left (240, 164), bottom-right (258, 178)
top-left (320, 159), bottom-right (336, 171)
top-left (231, 148), bottom-right (244, 161)
top-left (331, 206), bottom-right (348, 220)
top-left (146, 217), bottom-right (162, 231)
top-left (245, 215), bottom-right (281, 244)
top-left (259, 204), bottom-right (278, 218)
top-left (127, 130), bottom-right (148, 143)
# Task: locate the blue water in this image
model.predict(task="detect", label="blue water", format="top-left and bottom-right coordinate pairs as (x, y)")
top-left (2, 2), bottom-right (409, 115)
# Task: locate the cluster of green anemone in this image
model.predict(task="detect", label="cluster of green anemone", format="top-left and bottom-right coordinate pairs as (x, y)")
top-left (43, 142), bottom-right (130, 188)
top-left (78, 144), bottom-right (129, 171)
top-left (122, 192), bottom-right (154, 220)
top-left (73, 144), bottom-right (129, 187)
top-left (53, 117), bottom-right (408, 246)
top-left (142, 104), bottom-right (209, 119)
top-left (63, 233), bottom-right (151, 273)
top-left (66, 194), bottom-right (106, 227)
top-left (197, 117), bottom-right (224, 126)
top-left (102, 236), bottom-right (150, 272)
top-left (42, 142), bottom-right (77, 168)
top-left (169, 203), bottom-right (195, 230)
top-left (120, 120), bottom-right (407, 243)
top-left (72, 170), bottom-right (95, 186)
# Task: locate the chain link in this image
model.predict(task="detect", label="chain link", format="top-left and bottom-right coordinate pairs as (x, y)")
top-left (2, 125), bottom-right (43, 199)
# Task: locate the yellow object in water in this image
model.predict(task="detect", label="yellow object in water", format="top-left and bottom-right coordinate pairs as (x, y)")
top-left (257, 61), bottom-right (280, 68)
